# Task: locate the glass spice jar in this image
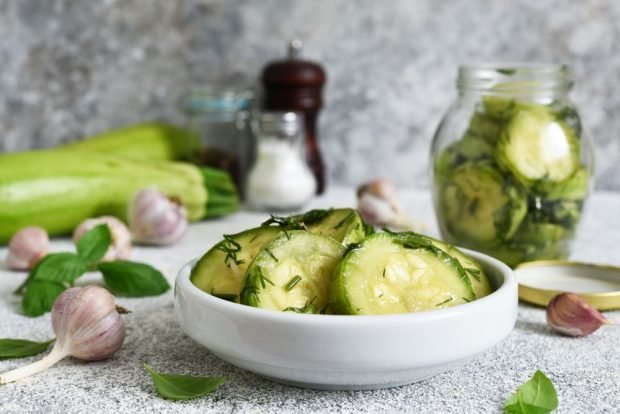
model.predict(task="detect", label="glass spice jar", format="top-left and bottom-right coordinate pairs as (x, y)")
top-left (431, 64), bottom-right (594, 267)
top-left (246, 112), bottom-right (316, 211)
top-left (184, 84), bottom-right (254, 194)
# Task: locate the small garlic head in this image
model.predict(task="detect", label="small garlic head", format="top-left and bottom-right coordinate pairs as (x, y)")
top-left (546, 292), bottom-right (609, 337)
top-left (358, 192), bottom-right (398, 227)
top-left (6, 227), bottom-right (49, 270)
top-left (357, 179), bottom-right (400, 210)
top-left (356, 179), bottom-right (422, 231)
top-left (52, 286), bottom-right (126, 361)
top-left (73, 216), bottom-right (132, 262)
top-left (128, 188), bottom-right (188, 246)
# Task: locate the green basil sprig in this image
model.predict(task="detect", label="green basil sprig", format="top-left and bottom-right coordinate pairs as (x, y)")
top-left (17, 224), bottom-right (170, 317)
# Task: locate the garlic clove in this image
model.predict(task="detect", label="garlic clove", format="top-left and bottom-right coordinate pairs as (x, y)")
top-left (546, 292), bottom-right (610, 337)
top-left (6, 227), bottom-right (49, 270)
top-left (128, 188), bottom-right (188, 246)
top-left (73, 216), bottom-right (132, 262)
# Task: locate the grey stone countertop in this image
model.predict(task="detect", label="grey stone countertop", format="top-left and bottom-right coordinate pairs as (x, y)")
top-left (1, 187), bottom-right (619, 414)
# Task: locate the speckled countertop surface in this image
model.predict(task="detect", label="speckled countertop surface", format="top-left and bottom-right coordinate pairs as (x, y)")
top-left (1, 187), bottom-right (619, 414)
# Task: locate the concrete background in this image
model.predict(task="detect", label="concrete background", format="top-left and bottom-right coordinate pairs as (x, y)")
top-left (1, 0), bottom-right (618, 189)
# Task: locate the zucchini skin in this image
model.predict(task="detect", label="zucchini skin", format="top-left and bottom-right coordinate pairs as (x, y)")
top-left (59, 122), bottom-right (194, 162)
top-left (0, 151), bottom-right (207, 243)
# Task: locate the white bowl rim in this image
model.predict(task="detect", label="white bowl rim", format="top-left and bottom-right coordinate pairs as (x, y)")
top-left (175, 248), bottom-right (515, 326)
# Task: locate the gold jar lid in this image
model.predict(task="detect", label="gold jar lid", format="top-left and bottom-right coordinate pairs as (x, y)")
top-left (515, 260), bottom-right (620, 311)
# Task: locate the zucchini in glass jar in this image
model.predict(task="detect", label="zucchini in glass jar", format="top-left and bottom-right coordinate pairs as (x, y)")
top-left (431, 64), bottom-right (593, 267)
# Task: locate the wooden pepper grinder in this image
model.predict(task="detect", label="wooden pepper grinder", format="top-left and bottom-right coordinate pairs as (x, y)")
top-left (261, 39), bottom-right (327, 194)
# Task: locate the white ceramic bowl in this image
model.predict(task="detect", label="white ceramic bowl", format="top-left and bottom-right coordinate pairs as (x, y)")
top-left (174, 249), bottom-right (517, 390)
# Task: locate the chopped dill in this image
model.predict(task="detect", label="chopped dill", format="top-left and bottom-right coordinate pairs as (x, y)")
top-left (465, 267), bottom-right (482, 282)
top-left (284, 275), bottom-right (302, 291)
top-left (264, 248), bottom-right (279, 262)
top-left (435, 297), bottom-right (453, 307)
top-left (211, 293), bottom-right (238, 302)
top-left (333, 211), bottom-right (354, 229)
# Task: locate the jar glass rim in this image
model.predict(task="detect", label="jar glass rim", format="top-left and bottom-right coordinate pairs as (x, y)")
top-left (185, 84), bottom-right (253, 113)
top-left (457, 63), bottom-right (573, 94)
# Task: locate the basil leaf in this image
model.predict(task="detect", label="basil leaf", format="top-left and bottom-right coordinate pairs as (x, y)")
top-left (144, 363), bottom-right (226, 401)
top-left (76, 224), bottom-right (112, 265)
top-left (0, 338), bottom-right (55, 359)
top-left (14, 253), bottom-right (87, 295)
top-left (22, 280), bottom-right (67, 317)
top-left (504, 370), bottom-right (558, 414)
top-left (98, 261), bottom-right (170, 297)
top-left (32, 253), bottom-right (87, 285)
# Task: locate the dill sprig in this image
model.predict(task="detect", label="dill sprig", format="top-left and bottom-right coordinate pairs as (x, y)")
top-left (283, 297), bottom-right (319, 314)
top-left (261, 209), bottom-right (332, 229)
top-left (216, 234), bottom-right (245, 266)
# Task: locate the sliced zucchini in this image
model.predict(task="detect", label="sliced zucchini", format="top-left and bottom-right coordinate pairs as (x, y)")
top-left (482, 95), bottom-right (541, 121)
top-left (438, 163), bottom-right (527, 245)
top-left (262, 208), bottom-right (371, 245)
top-left (433, 133), bottom-right (494, 184)
top-left (539, 167), bottom-right (590, 201)
top-left (419, 235), bottom-right (493, 298)
top-left (330, 233), bottom-right (476, 315)
top-left (467, 112), bottom-right (503, 144)
top-left (240, 230), bottom-right (345, 313)
top-left (497, 106), bottom-right (580, 186)
top-left (190, 226), bottom-right (282, 302)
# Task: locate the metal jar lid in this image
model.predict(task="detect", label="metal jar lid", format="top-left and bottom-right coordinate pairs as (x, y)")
top-left (259, 111), bottom-right (302, 137)
top-left (515, 260), bottom-right (620, 310)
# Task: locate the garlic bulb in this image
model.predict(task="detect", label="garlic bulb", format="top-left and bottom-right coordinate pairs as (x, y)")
top-left (356, 179), bottom-right (423, 231)
top-left (73, 217), bottom-right (132, 261)
top-left (128, 188), bottom-right (188, 245)
top-left (546, 292), bottom-right (611, 337)
top-left (6, 227), bottom-right (49, 270)
top-left (0, 286), bottom-right (126, 384)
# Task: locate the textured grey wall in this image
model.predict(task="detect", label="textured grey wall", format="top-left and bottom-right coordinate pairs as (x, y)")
top-left (1, 0), bottom-right (619, 190)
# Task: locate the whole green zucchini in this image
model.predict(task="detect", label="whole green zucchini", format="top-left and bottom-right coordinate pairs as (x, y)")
top-left (0, 150), bottom-right (237, 243)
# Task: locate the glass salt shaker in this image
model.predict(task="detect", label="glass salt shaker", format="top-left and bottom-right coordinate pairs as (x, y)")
top-left (184, 84), bottom-right (253, 194)
top-left (246, 112), bottom-right (316, 211)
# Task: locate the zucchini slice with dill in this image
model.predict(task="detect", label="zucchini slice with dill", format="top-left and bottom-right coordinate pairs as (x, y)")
top-left (240, 230), bottom-right (345, 313)
top-left (190, 226), bottom-right (282, 302)
top-left (330, 232), bottom-right (479, 316)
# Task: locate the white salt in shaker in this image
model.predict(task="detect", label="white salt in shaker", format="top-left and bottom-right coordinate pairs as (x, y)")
top-left (246, 112), bottom-right (316, 211)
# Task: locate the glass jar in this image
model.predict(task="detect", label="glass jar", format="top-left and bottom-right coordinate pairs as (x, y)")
top-left (431, 64), bottom-right (594, 267)
top-left (184, 85), bottom-right (253, 194)
top-left (246, 112), bottom-right (316, 211)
